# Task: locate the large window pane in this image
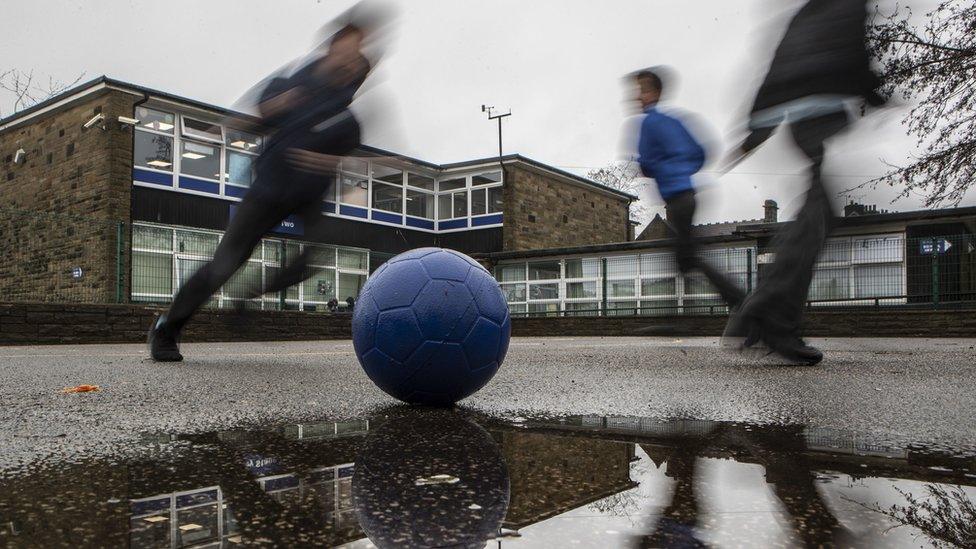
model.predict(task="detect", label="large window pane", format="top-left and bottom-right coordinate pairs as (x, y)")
top-left (439, 178), bottom-right (465, 191)
top-left (452, 191), bottom-right (467, 218)
top-left (565, 258), bottom-right (600, 279)
top-left (472, 171), bottom-right (502, 185)
top-left (684, 273), bottom-right (716, 296)
top-left (609, 280), bottom-right (636, 298)
top-left (225, 261), bottom-right (262, 299)
top-left (133, 225), bottom-right (172, 251)
top-left (175, 230), bottom-right (218, 256)
top-left (640, 253), bottom-right (675, 276)
top-left (372, 164), bottom-right (402, 185)
top-left (809, 268), bottom-right (849, 301)
top-left (607, 256), bottom-right (638, 278)
top-left (501, 283), bottom-right (526, 303)
top-left (132, 252), bottom-right (173, 297)
top-left (177, 258), bottom-right (208, 288)
top-left (528, 261), bottom-right (560, 280)
top-left (134, 132), bottom-right (173, 170)
top-left (496, 264), bottom-right (525, 282)
top-left (819, 239), bottom-right (851, 264)
top-left (854, 264), bottom-right (902, 298)
top-left (529, 283), bottom-right (559, 300)
top-left (341, 173), bottom-right (368, 206)
top-left (488, 186), bottom-right (503, 213)
top-left (728, 248), bottom-right (751, 272)
top-left (303, 268), bottom-right (336, 302)
top-left (641, 276), bottom-right (676, 297)
top-left (438, 194), bottom-right (452, 220)
top-left (338, 249), bottom-right (367, 270)
top-left (407, 173), bottom-right (435, 190)
top-left (406, 189), bottom-right (434, 219)
top-left (307, 245), bottom-right (336, 267)
top-left (226, 150), bottom-right (255, 187)
top-left (180, 141), bottom-right (220, 180)
top-left (338, 272), bottom-right (367, 301)
top-left (136, 107), bottom-right (175, 133)
top-left (567, 281), bottom-right (598, 299)
top-left (471, 188), bottom-right (488, 216)
top-left (853, 236), bottom-right (903, 264)
top-left (371, 182), bottom-right (402, 213)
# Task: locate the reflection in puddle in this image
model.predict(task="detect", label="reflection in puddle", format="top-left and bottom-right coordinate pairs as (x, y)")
top-left (1, 412), bottom-right (974, 548)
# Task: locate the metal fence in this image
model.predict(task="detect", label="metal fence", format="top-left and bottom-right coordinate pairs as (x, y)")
top-left (496, 233), bottom-right (976, 317)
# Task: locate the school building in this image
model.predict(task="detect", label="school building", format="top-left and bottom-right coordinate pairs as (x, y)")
top-left (1, 76), bottom-right (974, 320)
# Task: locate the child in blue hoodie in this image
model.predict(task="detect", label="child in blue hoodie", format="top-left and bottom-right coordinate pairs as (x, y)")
top-left (633, 69), bottom-right (744, 309)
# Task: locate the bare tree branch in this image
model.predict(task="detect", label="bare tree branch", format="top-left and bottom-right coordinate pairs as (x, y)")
top-left (0, 69), bottom-right (86, 118)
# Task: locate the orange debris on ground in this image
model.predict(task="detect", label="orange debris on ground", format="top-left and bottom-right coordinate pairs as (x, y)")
top-left (62, 385), bottom-right (100, 393)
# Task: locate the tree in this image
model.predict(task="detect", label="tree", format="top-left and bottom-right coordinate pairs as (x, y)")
top-left (864, 1), bottom-right (976, 206)
top-left (587, 162), bottom-right (648, 226)
top-left (0, 69), bottom-right (86, 118)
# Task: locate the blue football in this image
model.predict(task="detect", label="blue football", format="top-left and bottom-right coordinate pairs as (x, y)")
top-left (352, 248), bottom-right (511, 406)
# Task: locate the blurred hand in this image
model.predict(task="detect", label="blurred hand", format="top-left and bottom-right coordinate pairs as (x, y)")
top-left (285, 148), bottom-right (340, 174)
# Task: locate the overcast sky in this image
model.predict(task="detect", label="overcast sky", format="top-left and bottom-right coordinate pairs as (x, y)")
top-left (3, 0), bottom-right (971, 229)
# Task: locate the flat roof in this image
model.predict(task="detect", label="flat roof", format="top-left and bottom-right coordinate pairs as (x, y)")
top-left (0, 76), bottom-right (637, 201)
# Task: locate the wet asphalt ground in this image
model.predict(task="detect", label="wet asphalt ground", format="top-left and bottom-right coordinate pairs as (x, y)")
top-left (1, 336), bottom-right (974, 472)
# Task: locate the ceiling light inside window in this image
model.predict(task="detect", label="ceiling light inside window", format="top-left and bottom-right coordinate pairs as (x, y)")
top-left (147, 160), bottom-right (172, 168)
top-left (182, 152), bottom-right (206, 160)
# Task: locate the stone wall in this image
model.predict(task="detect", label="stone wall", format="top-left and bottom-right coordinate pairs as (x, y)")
top-left (503, 164), bottom-right (630, 251)
top-left (0, 302), bottom-right (352, 345)
top-left (0, 88), bottom-right (139, 303)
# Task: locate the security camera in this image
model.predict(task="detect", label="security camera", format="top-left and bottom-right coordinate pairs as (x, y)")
top-left (83, 113), bottom-right (105, 130)
top-left (13, 148), bottom-right (26, 164)
top-left (117, 116), bottom-right (140, 126)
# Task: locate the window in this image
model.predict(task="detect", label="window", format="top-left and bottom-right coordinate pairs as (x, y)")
top-left (226, 150), bottom-right (255, 187)
top-left (472, 171), bottom-right (502, 185)
top-left (437, 193), bottom-right (452, 220)
top-left (488, 186), bottom-right (503, 213)
top-left (564, 302), bottom-right (599, 316)
top-left (134, 132), bottom-right (174, 170)
top-left (406, 189), bottom-right (434, 219)
top-left (136, 107), bottom-right (175, 133)
top-left (609, 279), bottom-right (636, 298)
top-left (225, 128), bottom-right (262, 153)
top-left (810, 268), bottom-right (849, 301)
top-left (529, 283), bottom-right (559, 300)
top-left (854, 264), bottom-right (901, 298)
top-left (407, 173), bottom-right (435, 190)
top-left (528, 261), bottom-right (560, 281)
top-left (340, 172), bottom-right (368, 206)
top-left (496, 264), bottom-right (525, 282)
top-left (439, 178), bottom-right (465, 191)
top-left (338, 249), bottom-right (367, 270)
top-left (471, 188), bottom-right (488, 216)
top-left (452, 191), bottom-right (467, 218)
top-left (372, 164), bottom-right (402, 185)
top-left (372, 182), bottom-right (402, 214)
top-left (182, 117), bottom-right (223, 143)
top-left (338, 273), bottom-right (366, 301)
top-left (175, 230), bottom-right (219, 256)
top-left (180, 141), bottom-right (220, 180)
top-left (853, 235), bottom-right (903, 264)
top-left (566, 281), bottom-right (598, 299)
top-left (528, 303), bottom-right (561, 316)
top-left (565, 258), bottom-right (600, 279)
top-left (501, 284), bottom-right (527, 302)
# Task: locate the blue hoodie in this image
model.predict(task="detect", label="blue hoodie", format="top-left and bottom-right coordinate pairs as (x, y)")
top-left (637, 106), bottom-right (706, 200)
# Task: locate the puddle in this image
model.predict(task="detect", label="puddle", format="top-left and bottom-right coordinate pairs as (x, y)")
top-left (1, 409), bottom-right (973, 548)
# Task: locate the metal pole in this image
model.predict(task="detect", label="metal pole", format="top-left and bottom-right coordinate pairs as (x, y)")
top-left (933, 252), bottom-right (940, 307)
top-left (601, 258), bottom-right (608, 317)
top-left (116, 221), bottom-right (124, 304)
top-left (279, 240), bottom-right (287, 310)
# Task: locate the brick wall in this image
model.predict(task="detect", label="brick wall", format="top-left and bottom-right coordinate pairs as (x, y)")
top-left (0, 302), bottom-right (352, 345)
top-left (504, 164), bottom-right (630, 251)
top-left (0, 89), bottom-right (140, 303)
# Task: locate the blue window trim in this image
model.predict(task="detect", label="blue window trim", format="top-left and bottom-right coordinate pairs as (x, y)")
top-left (224, 184), bottom-right (248, 198)
top-left (371, 210), bottom-right (403, 225)
top-left (439, 218), bottom-right (468, 230)
top-left (472, 213), bottom-right (503, 227)
top-left (179, 176), bottom-right (220, 195)
top-left (133, 168), bottom-right (174, 187)
top-left (339, 205), bottom-right (369, 219)
top-left (406, 217), bottom-right (435, 230)
top-left (324, 201), bottom-right (337, 214)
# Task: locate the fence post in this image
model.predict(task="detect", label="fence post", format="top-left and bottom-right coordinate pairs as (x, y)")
top-left (601, 258), bottom-right (608, 317)
top-left (279, 240), bottom-right (287, 310)
top-left (116, 221), bottom-right (125, 304)
top-left (746, 248), bottom-right (753, 293)
top-left (932, 252), bottom-right (940, 307)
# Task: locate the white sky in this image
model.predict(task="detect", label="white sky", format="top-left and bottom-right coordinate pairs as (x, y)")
top-left (3, 0), bottom-right (971, 229)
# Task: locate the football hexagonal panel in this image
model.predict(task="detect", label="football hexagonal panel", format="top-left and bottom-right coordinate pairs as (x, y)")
top-left (412, 279), bottom-right (475, 341)
top-left (420, 251), bottom-right (472, 282)
top-left (375, 308), bottom-right (425, 363)
top-left (367, 259), bottom-right (430, 311)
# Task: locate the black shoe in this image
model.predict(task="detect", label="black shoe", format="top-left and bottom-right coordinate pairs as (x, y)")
top-left (764, 333), bottom-right (823, 365)
top-left (148, 315), bottom-right (183, 362)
